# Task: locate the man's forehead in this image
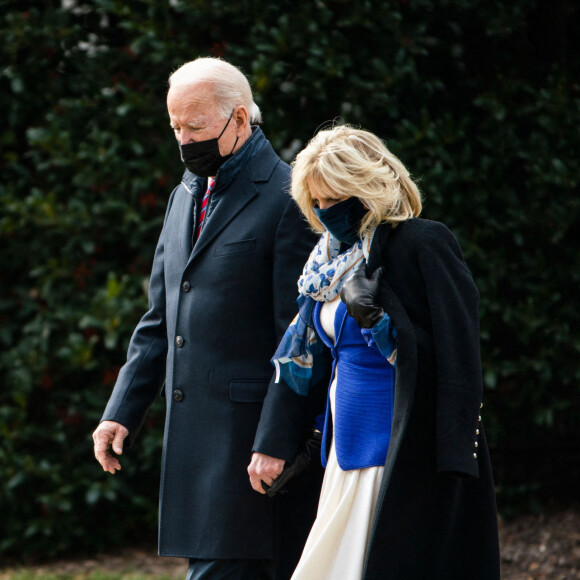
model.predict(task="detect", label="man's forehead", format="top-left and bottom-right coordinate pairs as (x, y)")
top-left (167, 82), bottom-right (219, 117)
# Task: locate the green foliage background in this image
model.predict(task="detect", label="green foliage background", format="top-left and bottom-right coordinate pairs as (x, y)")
top-left (1, 0), bottom-right (579, 560)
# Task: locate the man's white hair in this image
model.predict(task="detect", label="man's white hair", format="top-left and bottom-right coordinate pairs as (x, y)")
top-left (168, 57), bottom-right (262, 124)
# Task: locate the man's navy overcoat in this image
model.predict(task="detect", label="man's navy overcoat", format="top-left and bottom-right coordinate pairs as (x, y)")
top-left (102, 129), bottom-right (321, 567)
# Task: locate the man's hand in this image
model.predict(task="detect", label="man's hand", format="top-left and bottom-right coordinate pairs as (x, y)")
top-left (247, 452), bottom-right (285, 494)
top-left (93, 420), bottom-right (129, 474)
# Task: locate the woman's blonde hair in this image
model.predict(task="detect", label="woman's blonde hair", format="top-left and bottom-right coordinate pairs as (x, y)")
top-left (291, 125), bottom-right (422, 234)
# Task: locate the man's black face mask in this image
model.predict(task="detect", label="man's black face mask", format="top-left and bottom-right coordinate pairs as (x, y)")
top-left (179, 110), bottom-right (238, 177)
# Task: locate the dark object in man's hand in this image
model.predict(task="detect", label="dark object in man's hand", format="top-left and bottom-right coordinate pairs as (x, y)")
top-left (340, 264), bottom-right (385, 328)
top-left (263, 429), bottom-right (322, 497)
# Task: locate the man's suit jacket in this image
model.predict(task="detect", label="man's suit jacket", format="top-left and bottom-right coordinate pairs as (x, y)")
top-left (102, 129), bottom-right (322, 570)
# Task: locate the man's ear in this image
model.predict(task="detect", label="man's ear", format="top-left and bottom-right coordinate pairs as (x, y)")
top-left (233, 106), bottom-right (250, 133)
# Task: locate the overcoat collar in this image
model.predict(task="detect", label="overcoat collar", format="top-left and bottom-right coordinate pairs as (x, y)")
top-left (179, 128), bottom-right (279, 264)
top-left (366, 221), bottom-right (391, 273)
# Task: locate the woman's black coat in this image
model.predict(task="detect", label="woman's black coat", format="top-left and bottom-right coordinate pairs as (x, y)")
top-left (363, 219), bottom-right (500, 579)
top-left (255, 218), bottom-right (500, 580)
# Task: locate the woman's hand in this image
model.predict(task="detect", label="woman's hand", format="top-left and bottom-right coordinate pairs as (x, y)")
top-left (340, 265), bottom-right (385, 328)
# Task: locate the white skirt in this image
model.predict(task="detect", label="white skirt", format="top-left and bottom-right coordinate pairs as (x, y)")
top-left (291, 377), bottom-right (384, 580)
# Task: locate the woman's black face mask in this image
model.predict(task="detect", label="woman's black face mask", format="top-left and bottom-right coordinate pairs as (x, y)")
top-left (179, 110), bottom-right (238, 177)
top-left (313, 196), bottom-right (367, 246)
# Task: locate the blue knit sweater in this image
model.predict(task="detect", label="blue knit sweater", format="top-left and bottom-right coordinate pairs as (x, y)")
top-left (314, 300), bottom-right (396, 470)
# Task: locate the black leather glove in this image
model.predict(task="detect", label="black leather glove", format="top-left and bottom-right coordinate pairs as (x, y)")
top-left (263, 429), bottom-right (322, 497)
top-left (340, 264), bottom-right (385, 328)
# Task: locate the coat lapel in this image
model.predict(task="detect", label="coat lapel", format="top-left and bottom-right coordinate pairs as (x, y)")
top-left (188, 165), bottom-right (259, 264)
top-left (370, 224), bottom-right (418, 472)
top-left (365, 222), bottom-right (419, 564)
top-left (367, 222), bottom-right (391, 273)
top-left (178, 173), bottom-right (203, 265)
top-left (186, 133), bottom-right (280, 265)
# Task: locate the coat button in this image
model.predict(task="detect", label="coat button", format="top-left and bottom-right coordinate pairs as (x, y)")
top-left (173, 389), bottom-right (184, 402)
top-left (473, 453), bottom-right (478, 459)
top-left (182, 281), bottom-right (191, 292)
top-left (476, 429), bottom-right (480, 435)
top-left (175, 336), bottom-right (184, 347)
top-left (478, 415), bottom-right (482, 422)
top-left (474, 441), bottom-right (478, 447)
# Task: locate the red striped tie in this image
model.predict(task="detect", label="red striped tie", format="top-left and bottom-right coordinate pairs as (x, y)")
top-left (196, 178), bottom-right (215, 239)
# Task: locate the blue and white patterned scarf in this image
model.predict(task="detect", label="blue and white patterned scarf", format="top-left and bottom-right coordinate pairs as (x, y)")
top-left (272, 229), bottom-right (375, 396)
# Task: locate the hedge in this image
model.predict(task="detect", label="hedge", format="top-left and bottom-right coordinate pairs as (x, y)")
top-left (1, 0), bottom-right (579, 559)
